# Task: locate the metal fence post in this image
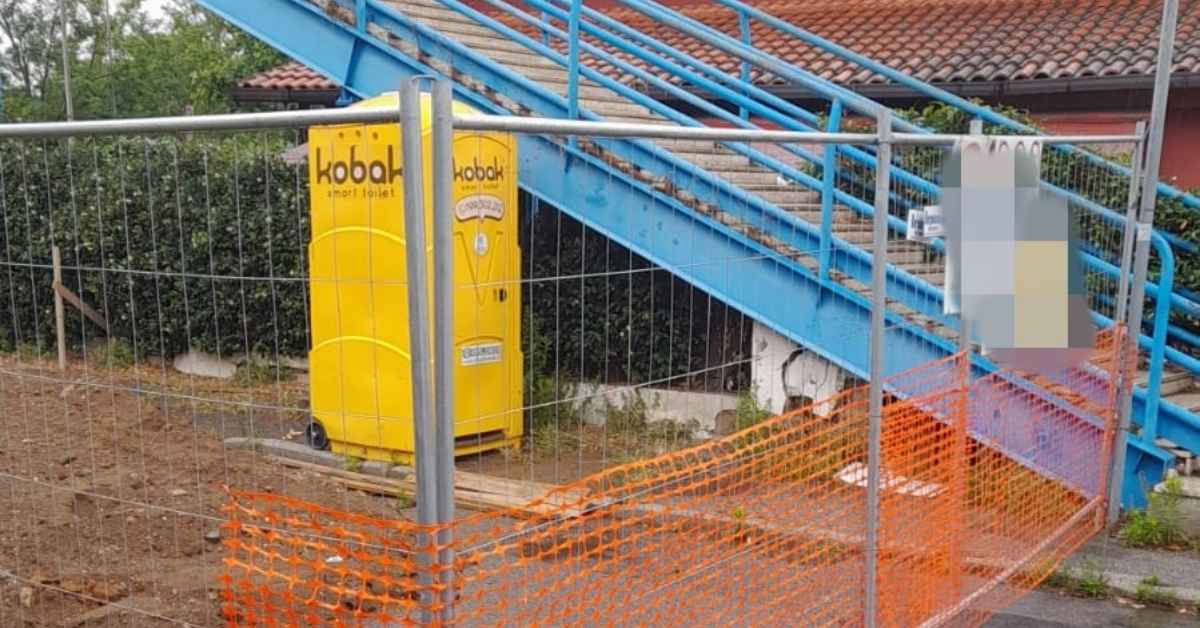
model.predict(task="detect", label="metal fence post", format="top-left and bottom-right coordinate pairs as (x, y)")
top-left (817, 99), bottom-right (843, 283)
top-left (430, 78), bottom-right (457, 623)
top-left (400, 77), bottom-right (440, 619)
top-left (1116, 121), bottom-right (1148, 324)
top-left (1107, 121), bottom-right (1146, 520)
top-left (864, 109), bottom-right (892, 628)
top-left (1108, 0), bottom-right (1178, 521)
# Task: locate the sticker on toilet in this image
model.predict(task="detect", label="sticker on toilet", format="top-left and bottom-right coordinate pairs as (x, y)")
top-left (461, 343), bottom-right (502, 366)
top-left (455, 194), bottom-right (504, 221)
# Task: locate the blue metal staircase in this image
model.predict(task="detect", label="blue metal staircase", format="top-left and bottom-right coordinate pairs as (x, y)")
top-left (197, 0), bottom-right (1199, 505)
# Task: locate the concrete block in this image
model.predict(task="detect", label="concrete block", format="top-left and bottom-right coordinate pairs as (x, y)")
top-left (223, 437), bottom-right (342, 467)
top-left (360, 460), bottom-right (392, 478)
top-left (173, 349), bottom-right (236, 379)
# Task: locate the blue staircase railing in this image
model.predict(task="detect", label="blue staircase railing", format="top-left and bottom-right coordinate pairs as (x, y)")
top-left (719, 0), bottom-right (1200, 256)
top-left (197, 0), bottom-right (1182, 506)
top-left (532, 0), bottom-right (1196, 448)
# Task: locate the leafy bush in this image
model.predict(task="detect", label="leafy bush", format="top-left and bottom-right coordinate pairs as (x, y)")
top-left (1119, 476), bottom-right (1187, 548)
top-left (520, 199), bottom-right (752, 388)
top-left (0, 135), bottom-right (310, 362)
top-left (87, 339), bottom-right (135, 370)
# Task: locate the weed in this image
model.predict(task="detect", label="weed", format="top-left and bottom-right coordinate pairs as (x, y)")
top-left (1076, 560), bottom-right (1109, 598)
top-left (15, 342), bottom-right (44, 360)
top-left (734, 389), bottom-right (771, 432)
top-left (1046, 561), bottom-right (1110, 598)
top-left (1135, 580), bottom-right (1179, 607)
top-left (1119, 477), bottom-right (1187, 548)
top-left (1042, 569), bottom-right (1073, 590)
top-left (1140, 575), bottom-right (1162, 587)
top-left (393, 492), bottom-right (414, 512)
top-left (235, 359), bottom-right (291, 387)
top-left (530, 420), bottom-right (574, 457)
top-left (526, 375), bottom-right (584, 433)
top-left (341, 456), bottom-right (364, 473)
top-left (87, 339), bottom-right (134, 369)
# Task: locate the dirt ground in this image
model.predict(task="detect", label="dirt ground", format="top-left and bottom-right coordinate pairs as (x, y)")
top-left (0, 353), bottom-right (429, 627)
top-left (0, 352), bottom-right (712, 627)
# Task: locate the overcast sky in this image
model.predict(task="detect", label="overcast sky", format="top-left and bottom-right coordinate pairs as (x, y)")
top-left (143, 0), bottom-right (170, 18)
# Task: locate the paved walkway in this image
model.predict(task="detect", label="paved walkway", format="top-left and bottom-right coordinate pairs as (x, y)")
top-left (986, 589), bottom-right (1196, 627)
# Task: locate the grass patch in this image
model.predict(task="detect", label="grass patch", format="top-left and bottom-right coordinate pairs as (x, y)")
top-left (1135, 576), bottom-right (1179, 607)
top-left (733, 388), bottom-right (771, 432)
top-left (234, 358), bottom-right (295, 387)
top-left (1076, 560), bottom-right (1109, 598)
top-left (15, 342), bottom-right (45, 360)
top-left (1119, 477), bottom-right (1188, 548)
top-left (393, 492), bottom-right (414, 512)
top-left (1046, 560), bottom-right (1109, 599)
top-left (341, 455), bottom-right (364, 473)
top-left (88, 339), bottom-right (134, 369)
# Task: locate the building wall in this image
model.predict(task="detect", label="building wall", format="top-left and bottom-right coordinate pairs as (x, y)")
top-left (1033, 106), bottom-right (1200, 190)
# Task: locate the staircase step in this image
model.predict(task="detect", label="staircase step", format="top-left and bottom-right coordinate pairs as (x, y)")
top-left (666, 152), bottom-right (753, 170)
top-left (388, 0), bottom-right (965, 331)
top-left (712, 171), bottom-right (796, 187)
top-left (1163, 391), bottom-right (1200, 412)
top-left (1136, 368), bottom-right (1194, 397)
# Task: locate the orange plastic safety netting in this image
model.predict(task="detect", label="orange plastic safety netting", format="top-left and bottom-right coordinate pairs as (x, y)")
top-left (220, 328), bottom-right (1128, 627)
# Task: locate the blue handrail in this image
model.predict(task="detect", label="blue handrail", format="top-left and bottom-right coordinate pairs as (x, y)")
top-left (596, 0), bottom-right (1189, 435)
top-left (611, 0), bottom-right (1194, 296)
top-left (717, 0), bottom-right (1200, 238)
top-left (525, 0), bottom-right (949, 317)
top-left (738, 10), bottom-right (751, 121)
top-left (552, 0), bottom-right (1191, 362)
top-left (819, 100), bottom-right (843, 282)
top-left (566, 0), bottom-right (580, 144)
top-left (419, 0), bottom-right (960, 332)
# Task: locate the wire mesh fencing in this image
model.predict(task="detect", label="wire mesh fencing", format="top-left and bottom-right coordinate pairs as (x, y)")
top-left (221, 327), bottom-right (1127, 626)
top-left (0, 101), bottom-right (1136, 627)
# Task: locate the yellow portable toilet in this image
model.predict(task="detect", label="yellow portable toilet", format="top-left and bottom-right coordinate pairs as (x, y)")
top-left (304, 91), bottom-right (523, 464)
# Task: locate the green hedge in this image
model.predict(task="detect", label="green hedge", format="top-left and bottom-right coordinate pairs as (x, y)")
top-left (0, 137), bottom-right (753, 387)
top-left (0, 135), bottom-right (310, 359)
top-left (520, 198), bottom-right (752, 389)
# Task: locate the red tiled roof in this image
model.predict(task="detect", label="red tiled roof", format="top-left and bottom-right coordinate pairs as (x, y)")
top-left (237, 0), bottom-right (1200, 94)
top-left (595, 0), bottom-right (1200, 86)
top-left (237, 61), bottom-right (338, 91)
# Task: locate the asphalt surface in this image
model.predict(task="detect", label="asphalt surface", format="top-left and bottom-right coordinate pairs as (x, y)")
top-left (985, 589), bottom-right (1196, 627)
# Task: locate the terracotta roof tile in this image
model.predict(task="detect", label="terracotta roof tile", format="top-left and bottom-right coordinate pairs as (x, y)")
top-left (237, 61), bottom-right (338, 92)
top-left (238, 0), bottom-right (1200, 94)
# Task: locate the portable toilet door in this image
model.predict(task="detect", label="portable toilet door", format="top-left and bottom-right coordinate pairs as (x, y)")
top-left (305, 91), bottom-right (523, 464)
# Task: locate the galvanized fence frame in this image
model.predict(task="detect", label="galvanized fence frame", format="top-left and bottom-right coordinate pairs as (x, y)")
top-left (0, 76), bottom-right (1146, 626)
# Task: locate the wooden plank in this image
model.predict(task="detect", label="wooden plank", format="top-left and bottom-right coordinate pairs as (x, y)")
top-left (53, 282), bottom-right (109, 333)
top-left (265, 455), bottom-right (589, 518)
top-left (52, 246), bottom-right (66, 370)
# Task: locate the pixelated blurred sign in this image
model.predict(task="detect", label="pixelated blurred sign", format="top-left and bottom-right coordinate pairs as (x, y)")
top-left (906, 205), bottom-right (944, 242)
top-left (940, 136), bottom-right (1094, 374)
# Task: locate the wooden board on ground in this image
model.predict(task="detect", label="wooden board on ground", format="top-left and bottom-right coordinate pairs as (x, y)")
top-left (265, 455), bottom-right (592, 518)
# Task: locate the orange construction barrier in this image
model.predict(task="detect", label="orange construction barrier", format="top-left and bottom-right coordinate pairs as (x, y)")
top-left (221, 328), bottom-right (1128, 627)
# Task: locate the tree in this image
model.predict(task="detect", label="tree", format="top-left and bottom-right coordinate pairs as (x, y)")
top-left (0, 0), bottom-right (284, 121)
